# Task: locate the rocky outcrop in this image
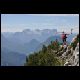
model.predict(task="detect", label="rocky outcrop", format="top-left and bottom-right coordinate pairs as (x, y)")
top-left (55, 34), bottom-right (79, 66)
top-left (64, 43), bottom-right (79, 66)
top-left (25, 34), bottom-right (79, 66)
top-left (63, 34), bottom-right (79, 66)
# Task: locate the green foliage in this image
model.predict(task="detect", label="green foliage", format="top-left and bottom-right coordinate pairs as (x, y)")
top-left (71, 43), bottom-right (76, 50)
top-left (71, 34), bottom-right (79, 50)
top-left (42, 45), bottom-right (47, 53)
top-left (26, 51), bottom-right (62, 66)
top-left (49, 40), bottom-right (60, 51)
top-left (25, 41), bottom-right (63, 66)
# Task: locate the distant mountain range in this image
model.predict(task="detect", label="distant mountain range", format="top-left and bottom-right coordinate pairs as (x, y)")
top-left (1, 29), bottom-right (57, 54)
top-left (36, 34), bottom-right (76, 52)
top-left (2, 29), bottom-right (57, 43)
top-left (1, 29), bottom-right (77, 66)
top-left (1, 47), bottom-right (26, 66)
top-left (36, 35), bottom-right (62, 51)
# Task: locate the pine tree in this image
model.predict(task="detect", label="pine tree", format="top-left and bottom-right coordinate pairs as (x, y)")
top-left (42, 45), bottom-right (47, 53)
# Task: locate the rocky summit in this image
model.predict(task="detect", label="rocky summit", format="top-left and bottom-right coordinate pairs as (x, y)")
top-left (26, 34), bottom-right (79, 66)
top-left (63, 34), bottom-right (79, 66)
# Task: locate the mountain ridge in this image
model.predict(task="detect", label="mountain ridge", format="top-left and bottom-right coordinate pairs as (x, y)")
top-left (25, 34), bottom-right (79, 66)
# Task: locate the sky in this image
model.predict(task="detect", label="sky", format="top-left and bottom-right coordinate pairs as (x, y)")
top-left (1, 14), bottom-right (79, 33)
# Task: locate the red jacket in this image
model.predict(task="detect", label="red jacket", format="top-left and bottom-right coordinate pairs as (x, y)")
top-left (61, 33), bottom-right (69, 39)
top-left (61, 34), bottom-right (66, 39)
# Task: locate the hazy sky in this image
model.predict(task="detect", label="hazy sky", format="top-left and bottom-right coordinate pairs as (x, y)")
top-left (1, 14), bottom-right (79, 33)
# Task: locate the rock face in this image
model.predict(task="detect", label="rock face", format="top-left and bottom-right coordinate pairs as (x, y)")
top-left (56, 34), bottom-right (79, 66)
top-left (64, 44), bottom-right (79, 66)
top-left (63, 34), bottom-right (79, 66)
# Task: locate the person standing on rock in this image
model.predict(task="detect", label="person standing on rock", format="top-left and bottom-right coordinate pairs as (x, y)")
top-left (61, 31), bottom-right (69, 45)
